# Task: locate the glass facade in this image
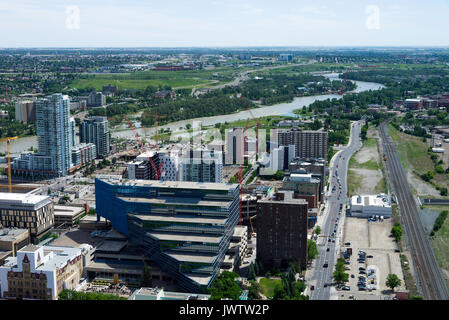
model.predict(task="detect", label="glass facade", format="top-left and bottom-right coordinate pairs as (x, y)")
top-left (95, 179), bottom-right (240, 292)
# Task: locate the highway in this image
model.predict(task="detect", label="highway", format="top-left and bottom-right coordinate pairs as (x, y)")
top-left (309, 120), bottom-right (363, 300)
top-left (379, 121), bottom-right (449, 300)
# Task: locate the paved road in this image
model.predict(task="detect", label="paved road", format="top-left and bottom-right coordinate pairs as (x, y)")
top-left (309, 120), bottom-right (363, 300)
top-left (379, 121), bottom-right (449, 300)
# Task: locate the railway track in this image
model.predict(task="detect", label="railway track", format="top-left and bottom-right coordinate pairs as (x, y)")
top-left (379, 121), bottom-right (449, 300)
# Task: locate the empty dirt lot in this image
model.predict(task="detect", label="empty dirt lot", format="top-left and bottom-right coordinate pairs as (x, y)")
top-left (339, 217), bottom-right (406, 300)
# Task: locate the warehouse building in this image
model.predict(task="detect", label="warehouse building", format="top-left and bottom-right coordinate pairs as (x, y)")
top-left (349, 194), bottom-right (392, 218)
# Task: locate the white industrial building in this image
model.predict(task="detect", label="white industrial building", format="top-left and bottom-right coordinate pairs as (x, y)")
top-left (349, 194), bottom-right (392, 218)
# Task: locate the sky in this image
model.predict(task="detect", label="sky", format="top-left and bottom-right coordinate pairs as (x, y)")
top-left (1, 0), bottom-right (449, 47)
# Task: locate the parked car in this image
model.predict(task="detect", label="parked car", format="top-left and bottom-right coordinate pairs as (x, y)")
top-left (367, 255), bottom-right (373, 258)
top-left (326, 247), bottom-right (330, 252)
top-left (351, 274), bottom-right (355, 278)
top-left (311, 285), bottom-right (315, 290)
top-left (359, 270), bottom-right (366, 275)
top-left (342, 286), bottom-right (351, 291)
top-left (345, 242), bottom-right (351, 246)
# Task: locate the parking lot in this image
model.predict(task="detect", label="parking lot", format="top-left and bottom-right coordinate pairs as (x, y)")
top-left (338, 217), bottom-right (406, 300)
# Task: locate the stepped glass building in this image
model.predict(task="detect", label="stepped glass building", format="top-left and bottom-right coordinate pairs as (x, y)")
top-left (95, 178), bottom-right (240, 292)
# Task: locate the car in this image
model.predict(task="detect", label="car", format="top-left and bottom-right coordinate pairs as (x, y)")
top-left (328, 239), bottom-right (332, 242)
top-left (324, 283), bottom-right (328, 288)
top-left (344, 261), bottom-right (350, 265)
top-left (359, 267), bottom-right (366, 271)
top-left (323, 261), bottom-right (329, 268)
top-left (311, 285), bottom-right (315, 291)
top-left (358, 260), bottom-right (365, 263)
top-left (345, 242), bottom-right (351, 246)
top-left (332, 239), bottom-right (335, 243)
top-left (359, 270), bottom-right (366, 275)
top-left (345, 267), bottom-right (351, 270)
top-left (326, 248), bottom-right (330, 252)
top-left (358, 286), bottom-right (366, 291)
top-left (395, 249), bottom-right (400, 253)
top-left (351, 274), bottom-right (355, 278)
top-left (367, 255), bottom-right (373, 258)
top-left (342, 286), bottom-right (350, 291)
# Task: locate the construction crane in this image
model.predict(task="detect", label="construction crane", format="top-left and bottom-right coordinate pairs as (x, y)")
top-left (0, 136), bottom-right (18, 192)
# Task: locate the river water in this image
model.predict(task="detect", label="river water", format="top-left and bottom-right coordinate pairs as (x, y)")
top-left (1, 73), bottom-right (384, 154)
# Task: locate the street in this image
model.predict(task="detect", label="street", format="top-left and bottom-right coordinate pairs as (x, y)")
top-left (307, 120), bottom-right (363, 300)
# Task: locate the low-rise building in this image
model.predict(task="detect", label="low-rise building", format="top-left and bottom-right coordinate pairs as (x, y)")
top-left (0, 228), bottom-right (30, 265)
top-left (0, 244), bottom-right (83, 300)
top-left (349, 194), bottom-right (392, 218)
top-left (53, 205), bottom-right (86, 227)
top-left (0, 192), bottom-right (54, 243)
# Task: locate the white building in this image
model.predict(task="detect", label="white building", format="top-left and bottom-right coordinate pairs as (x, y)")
top-left (349, 194), bottom-right (392, 218)
top-left (0, 244), bottom-right (82, 300)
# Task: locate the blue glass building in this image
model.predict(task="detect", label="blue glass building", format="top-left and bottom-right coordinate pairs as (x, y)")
top-left (95, 178), bottom-right (240, 292)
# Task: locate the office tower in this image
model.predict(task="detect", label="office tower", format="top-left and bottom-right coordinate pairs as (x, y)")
top-left (257, 191), bottom-right (308, 270)
top-left (80, 116), bottom-right (110, 158)
top-left (15, 101), bottom-right (36, 123)
top-left (181, 149), bottom-right (223, 183)
top-left (272, 127), bottom-right (328, 160)
top-left (225, 128), bottom-right (244, 165)
top-left (0, 193), bottom-right (54, 243)
top-left (95, 178), bottom-right (240, 292)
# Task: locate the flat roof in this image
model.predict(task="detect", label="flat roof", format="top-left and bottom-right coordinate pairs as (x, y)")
top-left (165, 252), bottom-right (216, 264)
top-left (96, 241), bottom-right (127, 253)
top-left (118, 196), bottom-right (231, 208)
top-left (0, 192), bottom-right (51, 206)
top-left (148, 232), bottom-right (222, 244)
top-left (54, 205), bottom-right (84, 217)
top-left (130, 213), bottom-right (227, 225)
top-left (351, 194), bottom-right (391, 207)
top-left (0, 228), bottom-right (29, 242)
top-left (99, 178), bottom-right (239, 192)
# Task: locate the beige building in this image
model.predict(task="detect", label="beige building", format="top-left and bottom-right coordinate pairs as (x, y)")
top-left (0, 228), bottom-right (30, 264)
top-left (0, 193), bottom-right (54, 243)
top-left (0, 245), bottom-right (83, 300)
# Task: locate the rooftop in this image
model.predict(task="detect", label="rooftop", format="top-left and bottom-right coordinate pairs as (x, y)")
top-left (0, 192), bottom-right (51, 206)
top-left (0, 228), bottom-right (29, 242)
top-left (351, 194), bottom-right (391, 207)
top-left (54, 205), bottom-right (84, 217)
top-left (100, 178), bottom-right (239, 192)
top-left (118, 196), bottom-right (231, 208)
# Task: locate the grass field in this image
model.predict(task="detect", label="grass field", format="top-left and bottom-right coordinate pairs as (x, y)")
top-left (431, 215), bottom-right (449, 288)
top-left (258, 278), bottom-right (283, 298)
top-left (387, 124), bottom-right (448, 191)
top-left (70, 77), bottom-right (212, 90)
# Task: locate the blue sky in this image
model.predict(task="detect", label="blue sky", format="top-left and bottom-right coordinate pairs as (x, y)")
top-left (1, 0), bottom-right (449, 47)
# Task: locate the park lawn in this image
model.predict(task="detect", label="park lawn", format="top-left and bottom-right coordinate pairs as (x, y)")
top-left (258, 278), bottom-right (283, 298)
top-left (69, 78), bottom-right (210, 91)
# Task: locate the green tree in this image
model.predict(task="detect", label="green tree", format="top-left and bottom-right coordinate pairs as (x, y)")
top-left (139, 264), bottom-right (153, 287)
top-left (274, 170), bottom-right (284, 180)
top-left (333, 258), bottom-right (349, 284)
top-left (314, 226), bottom-right (321, 235)
top-left (307, 239), bottom-right (318, 260)
top-left (391, 222), bottom-right (403, 242)
top-left (209, 271), bottom-right (242, 300)
top-left (385, 273), bottom-right (402, 292)
top-left (248, 280), bottom-right (262, 300)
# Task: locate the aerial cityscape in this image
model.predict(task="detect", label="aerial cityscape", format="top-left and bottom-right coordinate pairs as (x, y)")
top-left (1, 0), bottom-right (449, 309)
